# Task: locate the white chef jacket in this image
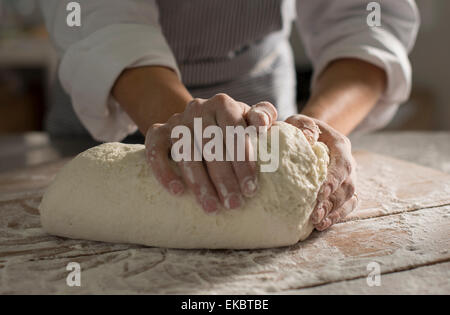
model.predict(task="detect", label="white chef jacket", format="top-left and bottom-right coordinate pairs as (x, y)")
top-left (39, 0), bottom-right (419, 142)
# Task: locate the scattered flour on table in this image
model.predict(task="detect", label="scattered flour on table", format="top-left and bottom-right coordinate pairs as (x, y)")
top-left (39, 122), bottom-right (329, 249)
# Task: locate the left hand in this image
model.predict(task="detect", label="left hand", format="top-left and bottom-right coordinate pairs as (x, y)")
top-left (285, 114), bottom-right (358, 230)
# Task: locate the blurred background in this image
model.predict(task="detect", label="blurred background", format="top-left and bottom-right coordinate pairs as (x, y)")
top-left (291, 0), bottom-right (450, 131)
top-left (0, 0), bottom-right (449, 171)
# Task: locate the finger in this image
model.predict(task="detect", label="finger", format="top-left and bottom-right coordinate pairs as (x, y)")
top-left (311, 173), bottom-right (355, 224)
top-left (179, 160), bottom-right (220, 213)
top-left (328, 170), bottom-right (356, 217)
top-left (246, 101), bottom-right (278, 128)
top-left (206, 160), bottom-right (245, 209)
top-left (145, 124), bottom-right (184, 196)
top-left (315, 195), bottom-right (358, 231)
top-left (313, 154), bottom-right (354, 223)
top-left (333, 194), bottom-right (359, 223)
top-left (174, 101), bottom-right (221, 213)
top-left (310, 121), bottom-right (354, 223)
top-left (315, 137), bottom-right (354, 204)
top-left (212, 94), bottom-right (258, 198)
top-left (229, 125), bottom-right (258, 197)
top-left (314, 119), bottom-right (355, 190)
top-left (285, 115), bottom-right (320, 145)
top-left (200, 113), bottom-right (247, 208)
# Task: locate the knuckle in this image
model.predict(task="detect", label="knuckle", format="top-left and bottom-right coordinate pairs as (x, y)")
top-left (146, 124), bottom-right (163, 142)
top-left (213, 93), bottom-right (231, 103)
top-left (335, 156), bottom-right (352, 176)
top-left (172, 112), bottom-right (182, 120)
top-left (284, 115), bottom-right (297, 123)
top-left (249, 111), bottom-right (267, 125)
top-left (187, 98), bottom-right (203, 112)
top-left (167, 113), bottom-right (182, 125)
top-left (298, 114), bottom-right (315, 125)
top-left (335, 134), bottom-right (351, 149)
top-left (307, 120), bottom-right (319, 132)
top-left (221, 100), bottom-right (236, 112)
top-left (285, 115), bottom-right (302, 127)
top-left (343, 159), bottom-right (353, 175)
top-left (327, 170), bottom-right (343, 190)
top-left (343, 181), bottom-right (356, 200)
top-left (259, 102), bottom-right (277, 119)
top-left (286, 115), bottom-right (315, 130)
top-left (189, 98), bottom-right (203, 106)
top-left (256, 101), bottom-right (274, 110)
top-left (335, 137), bottom-right (347, 148)
top-left (149, 123), bottom-right (163, 132)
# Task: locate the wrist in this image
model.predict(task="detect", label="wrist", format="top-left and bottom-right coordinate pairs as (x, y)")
top-left (300, 58), bottom-right (387, 135)
top-left (113, 66), bottom-right (192, 134)
top-left (300, 100), bottom-right (329, 122)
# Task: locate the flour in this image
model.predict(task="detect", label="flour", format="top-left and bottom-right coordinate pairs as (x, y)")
top-left (38, 122), bottom-right (329, 249)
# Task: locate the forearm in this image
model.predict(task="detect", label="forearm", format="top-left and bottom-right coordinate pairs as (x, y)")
top-left (112, 66), bottom-right (193, 135)
top-left (301, 58), bottom-right (387, 135)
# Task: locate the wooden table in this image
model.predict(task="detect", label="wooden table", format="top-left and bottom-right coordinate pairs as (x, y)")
top-left (0, 132), bottom-right (449, 294)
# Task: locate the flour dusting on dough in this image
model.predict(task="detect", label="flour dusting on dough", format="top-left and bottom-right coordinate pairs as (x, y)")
top-left (39, 122), bottom-right (329, 249)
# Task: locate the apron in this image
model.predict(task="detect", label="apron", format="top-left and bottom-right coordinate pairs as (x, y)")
top-left (46, 0), bottom-right (297, 139)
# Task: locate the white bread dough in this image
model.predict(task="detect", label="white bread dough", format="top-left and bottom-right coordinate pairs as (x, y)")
top-left (39, 122), bottom-right (329, 249)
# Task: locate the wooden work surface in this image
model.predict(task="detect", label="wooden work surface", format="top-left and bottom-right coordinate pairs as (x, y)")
top-left (0, 150), bottom-right (449, 294)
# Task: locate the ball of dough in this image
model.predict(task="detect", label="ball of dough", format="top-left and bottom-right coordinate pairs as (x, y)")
top-left (39, 122), bottom-right (329, 249)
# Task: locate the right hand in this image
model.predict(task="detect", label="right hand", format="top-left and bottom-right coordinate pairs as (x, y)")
top-left (145, 93), bottom-right (278, 213)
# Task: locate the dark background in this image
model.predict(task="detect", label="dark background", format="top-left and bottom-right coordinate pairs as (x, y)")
top-left (1, 0), bottom-right (449, 135)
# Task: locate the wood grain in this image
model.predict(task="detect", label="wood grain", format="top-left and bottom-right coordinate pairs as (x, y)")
top-left (0, 151), bottom-right (449, 294)
top-left (350, 151), bottom-right (450, 220)
top-left (284, 261), bottom-right (450, 295)
top-left (1, 203), bottom-right (448, 294)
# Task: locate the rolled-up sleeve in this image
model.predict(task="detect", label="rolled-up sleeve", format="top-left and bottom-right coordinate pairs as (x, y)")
top-left (39, 0), bottom-right (180, 141)
top-left (295, 0), bottom-right (420, 132)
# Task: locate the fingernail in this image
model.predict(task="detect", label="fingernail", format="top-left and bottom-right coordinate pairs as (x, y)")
top-left (168, 180), bottom-right (184, 195)
top-left (312, 206), bottom-right (324, 224)
top-left (202, 197), bottom-right (218, 213)
top-left (242, 177), bottom-right (258, 197)
top-left (224, 193), bottom-right (244, 210)
top-left (252, 109), bottom-right (269, 126)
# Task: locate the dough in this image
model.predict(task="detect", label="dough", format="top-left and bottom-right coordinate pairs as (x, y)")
top-left (39, 122), bottom-right (329, 249)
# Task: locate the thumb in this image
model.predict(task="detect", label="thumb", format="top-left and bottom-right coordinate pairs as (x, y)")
top-left (246, 101), bottom-right (278, 129)
top-left (285, 114), bottom-right (320, 145)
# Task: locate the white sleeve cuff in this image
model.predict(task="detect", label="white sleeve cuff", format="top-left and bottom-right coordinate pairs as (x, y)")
top-left (310, 27), bottom-right (412, 133)
top-left (59, 23), bottom-right (181, 142)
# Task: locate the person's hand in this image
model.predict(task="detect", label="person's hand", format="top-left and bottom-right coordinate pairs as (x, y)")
top-left (145, 93), bottom-right (278, 213)
top-left (285, 114), bottom-right (358, 230)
